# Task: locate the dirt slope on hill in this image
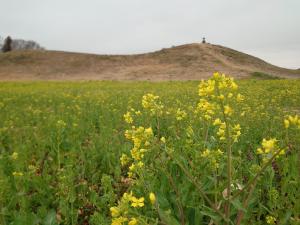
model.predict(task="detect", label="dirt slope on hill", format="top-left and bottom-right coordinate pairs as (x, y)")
top-left (0, 43), bottom-right (299, 80)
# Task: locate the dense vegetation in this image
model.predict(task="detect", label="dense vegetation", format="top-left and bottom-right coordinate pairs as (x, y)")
top-left (0, 74), bottom-right (299, 225)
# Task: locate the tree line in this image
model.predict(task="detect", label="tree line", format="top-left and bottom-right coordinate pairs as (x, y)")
top-left (0, 36), bottom-right (44, 52)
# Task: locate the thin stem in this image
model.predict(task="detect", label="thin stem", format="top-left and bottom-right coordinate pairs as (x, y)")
top-left (71, 202), bottom-right (74, 225)
top-left (285, 127), bottom-right (289, 144)
top-left (216, 85), bottom-right (232, 224)
top-left (235, 180), bottom-right (257, 225)
top-left (169, 153), bottom-right (228, 222)
top-left (137, 166), bottom-right (166, 224)
top-left (224, 122), bottom-right (232, 225)
top-left (0, 202), bottom-right (6, 225)
top-left (161, 167), bottom-right (185, 225)
top-left (39, 150), bottom-right (49, 176)
top-left (57, 135), bottom-right (61, 171)
top-left (214, 170), bottom-right (218, 206)
top-left (204, 122), bottom-right (209, 148)
top-left (156, 114), bottom-right (160, 138)
top-left (157, 146), bottom-right (185, 224)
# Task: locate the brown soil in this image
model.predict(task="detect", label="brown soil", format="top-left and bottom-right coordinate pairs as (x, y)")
top-left (0, 43), bottom-right (299, 80)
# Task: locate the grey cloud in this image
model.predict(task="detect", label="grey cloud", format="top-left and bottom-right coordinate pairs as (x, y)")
top-left (0, 0), bottom-right (299, 68)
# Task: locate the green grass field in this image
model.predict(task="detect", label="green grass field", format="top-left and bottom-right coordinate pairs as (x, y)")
top-left (0, 75), bottom-right (299, 225)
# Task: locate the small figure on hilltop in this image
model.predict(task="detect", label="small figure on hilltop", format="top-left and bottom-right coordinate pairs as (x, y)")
top-left (202, 37), bottom-right (206, 44)
top-left (2, 36), bottom-right (12, 52)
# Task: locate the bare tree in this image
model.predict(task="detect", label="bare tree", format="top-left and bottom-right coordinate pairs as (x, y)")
top-left (11, 39), bottom-right (44, 50)
top-left (0, 35), bottom-right (45, 52)
top-left (0, 36), bottom-right (3, 50)
top-left (2, 36), bottom-right (12, 52)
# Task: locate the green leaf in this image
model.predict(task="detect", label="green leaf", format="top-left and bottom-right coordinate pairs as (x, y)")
top-left (158, 208), bottom-right (181, 225)
top-left (44, 210), bottom-right (58, 225)
top-left (231, 199), bottom-right (247, 212)
top-left (200, 205), bottom-right (221, 223)
top-left (280, 211), bottom-right (292, 225)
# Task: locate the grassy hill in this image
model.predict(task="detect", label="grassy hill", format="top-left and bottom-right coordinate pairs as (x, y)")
top-left (0, 43), bottom-right (299, 80)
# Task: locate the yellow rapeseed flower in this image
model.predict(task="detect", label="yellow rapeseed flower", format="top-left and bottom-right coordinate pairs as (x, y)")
top-left (12, 171), bottom-right (23, 177)
top-left (213, 118), bottom-right (222, 126)
top-left (124, 112), bottom-right (133, 124)
top-left (110, 207), bottom-right (120, 217)
top-left (256, 148), bottom-right (264, 154)
top-left (149, 192), bottom-right (156, 205)
top-left (218, 94), bottom-right (225, 100)
top-left (28, 165), bottom-right (37, 172)
top-left (142, 93), bottom-right (164, 115)
top-left (120, 154), bottom-right (130, 166)
top-left (137, 161), bottom-right (144, 168)
top-left (11, 152), bottom-right (18, 160)
top-left (56, 120), bottom-right (66, 129)
top-left (262, 138), bottom-right (277, 152)
top-left (122, 192), bottom-right (133, 201)
top-left (128, 218), bottom-right (138, 225)
top-left (224, 105), bottom-right (233, 116)
top-left (288, 115), bottom-right (299, 125)
top-left (236, 93), bottom-right (244, 102)
top-left (284, 119), bottom-right (290, 128)
top-left (131, 197), bottom-right (144, 208)
top-left (256, 138), bottom-right (285, 162)
top-left (176, 108), bottom-right (187, 121)
top-left (129, 163), bottom-right (135, 171)
top-left (111, 216), bottom-right (128, 225)
top-left (201, 149), bottom-right (210, 158)
top-left (135, 110), bottom-right (142, 115)
top-left (266, 215), bottom-right (276, 224)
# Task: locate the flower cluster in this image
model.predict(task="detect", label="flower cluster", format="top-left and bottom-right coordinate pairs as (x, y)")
top-left (12, 171), bottom-right (24, 177)
top-left (232, 124), bottom-right (241, 143)
top-left (198, 72), bottom-right (243, 106)
top-left (197, 73), bottom-right (244, 143)
top-left (124, 112), bottom-right (134, 124)
top-left (196, 99), bottom-right (216, 120)
top-left (198, 72), bottom-right (238, 98)
top-left (200, 148), bottom-right (224, 170)
top-left (214, 119), bottom-right (226, 140)
top-left (284, 115), bottom-right (300, 129)
top-left (110, 192), bottom-right (142, 225)
top-left (11, 152), bottom-right (18, 160)
top-left (122, 126), bottom-right (153, 177)
top-left (110, 192), bottom-right (156, 225)
top-left (266, 215), bottom-right (276, 224)
top-left (213, 118), bottom-right (241, 142)
top-left (56, 120), bottom-right (67, 129)
top-left (176, 108), bottom-right (187, 121)
top-left (141, 93), bottom-right (164, 116)
top-left (256, 138), bottom-right (285, 163)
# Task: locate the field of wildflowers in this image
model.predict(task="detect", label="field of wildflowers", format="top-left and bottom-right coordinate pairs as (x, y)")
top-left (0, 73), bottom-right (299, 225)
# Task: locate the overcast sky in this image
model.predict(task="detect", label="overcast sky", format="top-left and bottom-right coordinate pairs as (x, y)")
top-left (1, 0), bottom-right (299, 69)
